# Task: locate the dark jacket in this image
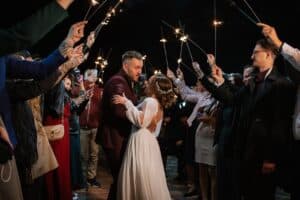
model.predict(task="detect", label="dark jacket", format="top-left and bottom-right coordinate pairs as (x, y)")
top-left (214, 67), bottom-right (296, 169)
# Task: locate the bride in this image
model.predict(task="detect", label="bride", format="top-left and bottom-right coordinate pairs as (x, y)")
top-left (112, 74), bottom-right (177, 200)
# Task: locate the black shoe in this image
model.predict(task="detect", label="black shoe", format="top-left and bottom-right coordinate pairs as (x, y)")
top-left (87, 178), bottom-right (101, 188)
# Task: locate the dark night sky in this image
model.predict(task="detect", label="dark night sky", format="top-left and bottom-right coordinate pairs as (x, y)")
top-left (1, 0), bottom-right (299, 85)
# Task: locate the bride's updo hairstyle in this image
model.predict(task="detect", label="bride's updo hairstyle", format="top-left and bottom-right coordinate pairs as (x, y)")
top-left (146, 74), bottom-right (177, 109)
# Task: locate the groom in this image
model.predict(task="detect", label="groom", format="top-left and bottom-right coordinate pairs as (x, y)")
top-left (96, 50), bottom-right (143, 199)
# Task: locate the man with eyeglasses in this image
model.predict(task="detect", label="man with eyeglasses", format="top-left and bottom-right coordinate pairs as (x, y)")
top-left (258, 22), bottom-right (300, 200)
top-left (205, 38), bottom-right (296, 200)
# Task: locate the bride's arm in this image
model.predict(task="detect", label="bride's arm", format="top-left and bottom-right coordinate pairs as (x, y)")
top-left (112, 94), bottom-right (144, 127)
top-left (125, 100), bottom-right (146, 127)
top-left (113, 95), bottom-right (158, 128)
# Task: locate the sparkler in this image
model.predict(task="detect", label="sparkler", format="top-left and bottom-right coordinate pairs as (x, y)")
top-left (94, 53), bottom-right (107, 84)
top-left (242, 0), bottom-right (262, 23)
top-left (142, 54), bottom-right (148, 78)
top-left (83, 0), bottom-right (123, 53)
top-left (185, 41), bottom-right (194, 63)
top-left (161, 21), bottom-right (201, 77)
top-left (160, 27), bottom-right (170, 69)
top-left (83, 0), bottom-right (107, 21)
top-left (227, 0), bottom-right (258, 25)
top-left (178, 39), bottom-right (184, 69)
top-left (94, 0), bottom-right (123, 39)
top-left (212, 0), bottom-right (224, 62)
top-left (83, 0), bottom-right (98, 21)
top-left (161, 20), bottom-right (207, 57)
top-left (176, 22), bottom-right (186, 70)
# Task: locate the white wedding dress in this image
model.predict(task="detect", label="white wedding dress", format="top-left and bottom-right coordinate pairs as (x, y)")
top-left (117, 97), bottom-right (171, 200)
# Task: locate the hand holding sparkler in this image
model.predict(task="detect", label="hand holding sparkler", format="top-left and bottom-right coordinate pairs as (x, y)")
top-left (192, 61), bottom-right (204, 79)
top-left (210, 63), bottom-right (224, 85)
top-left (70, 44), bottom-right (85, 65)
top-left (166, 68), bottom-right (176, 80)
top-left (176, 68), bottom-right (184, 81)
top-left (207, 54), bottom-right (216, 67)
top-left (58, 21), bottom-right (87, 58)
top-left (66, 21), bottom-right (88, 47)
top-left (257, 23), bottom-right (282, 49)
top-left (86, 31), bottom-right (96, 48)
top-left (207, 54), bottom-right (223, 83)
top-left (59, 44), bottom-right (85, 75)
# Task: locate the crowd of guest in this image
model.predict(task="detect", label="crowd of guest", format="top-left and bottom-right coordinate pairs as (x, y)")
top-left (1, 1), bottom-right (300, 200)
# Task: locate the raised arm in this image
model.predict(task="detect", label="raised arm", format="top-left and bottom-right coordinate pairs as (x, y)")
top-left (113, 95), bottom-right (159, 128)
top-left (167, 67), bottom-right (199, 103)
top-left (257, 22), bottom-right (300, 71)
top-left (6, 45), bottom-right (84, 102)
top-left (6, 20), bottom-right (88, 80)
top-left (6, 49), bottom-right (66, 80)
top-left (281, 43), bottom-right (300, 70)
top-left (0, 0), bottom-right (74, 56)
top-left (193, 54), bottom-right (239, 105)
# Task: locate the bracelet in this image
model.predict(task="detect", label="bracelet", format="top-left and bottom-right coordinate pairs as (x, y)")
top-left (278, 42), bottom-right (284, 53)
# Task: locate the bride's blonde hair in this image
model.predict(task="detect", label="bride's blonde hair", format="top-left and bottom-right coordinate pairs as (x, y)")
top-left (147, 74), bottom-right (177, 109)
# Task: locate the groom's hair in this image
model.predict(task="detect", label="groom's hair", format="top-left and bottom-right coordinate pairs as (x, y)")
top-left (122, 50), bottom-right (143, 64)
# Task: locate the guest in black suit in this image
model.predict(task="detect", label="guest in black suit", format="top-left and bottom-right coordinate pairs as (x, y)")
top-left (194, 38), bottom-right (296, 200)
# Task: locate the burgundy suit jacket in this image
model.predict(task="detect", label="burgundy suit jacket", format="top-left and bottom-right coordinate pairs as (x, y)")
top-left (96, 70), bottom-right (138, 149)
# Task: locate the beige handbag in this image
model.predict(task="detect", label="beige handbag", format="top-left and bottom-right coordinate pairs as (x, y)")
top-left (28, 96), bottom-right (59, 179)
top-left (44, 108), bottom-right (64, 141)
top-left (44, 124), bottom-right (64, 141)
top-left (31, 133), bottom-right (59, 179)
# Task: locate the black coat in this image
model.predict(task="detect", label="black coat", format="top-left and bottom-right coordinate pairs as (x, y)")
top-left (216, 68), bottom-right (296, 165)
top-left (203, 67), bottom-right (296, 191)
